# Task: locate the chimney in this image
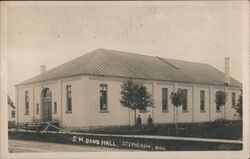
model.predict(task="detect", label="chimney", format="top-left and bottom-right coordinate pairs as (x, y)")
top-left (40, 65), bottom-right (46, 73)
top-left (224, 57), bottom-right (230, 85)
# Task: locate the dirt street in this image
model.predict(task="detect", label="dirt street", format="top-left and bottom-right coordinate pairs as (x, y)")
top-left (9, 139), bottom-right (139, 153)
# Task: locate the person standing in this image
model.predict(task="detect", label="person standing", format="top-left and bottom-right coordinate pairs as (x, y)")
top-left (136, 114), bottom-right (142, 128)
top-left (148, 115), bottom-right (153, 127)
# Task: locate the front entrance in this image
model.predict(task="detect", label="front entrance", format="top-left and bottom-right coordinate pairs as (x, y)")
top-left (41, 88), bottom-right (52, 122)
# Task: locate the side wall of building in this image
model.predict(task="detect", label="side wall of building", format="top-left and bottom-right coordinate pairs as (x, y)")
top-left (61, 76), bottom-right (90, 129)
top-left (87, 76), bottom-right (155, 127)
top-left (16, 75), bottom-right (241, 128)
top-left (86, 76), bottom-right (241, 127)
top-left (16, 76), bottom-right (91, 129)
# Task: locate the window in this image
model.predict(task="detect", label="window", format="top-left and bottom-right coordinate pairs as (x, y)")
top-left (54, 102), bottom-right (57, 114)
top-left (200, 90), bottom-right (205, 112)
top-left (36, 103), bottom-right (39, 114)
top-left (216, 104), bottom-right (220, 112)
top-left (43, 89), bottom-right (51, 98)
top-left (232, 92), bottom-right (236, 107)
top-left (66, 85), bottom-right (72, 113)
top-left (100, 84), bottom-right (108, 111)
top-left (25, 91), bottom-right (29, 114)
top-left (162, 88), bottom-right (168, 112)
top-left (139, 109), bottom-right (148, 113)
top-left (182, 89), bottom-right (188, 111)
top-left (11, 110), bottom-right (15, 118)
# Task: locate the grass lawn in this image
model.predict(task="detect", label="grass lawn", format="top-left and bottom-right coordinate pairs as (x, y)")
top-left (76, 120), bottom-right (242, 140)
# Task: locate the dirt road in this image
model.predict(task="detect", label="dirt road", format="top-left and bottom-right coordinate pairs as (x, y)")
top-left (9, 139), bottom-right (138, 153)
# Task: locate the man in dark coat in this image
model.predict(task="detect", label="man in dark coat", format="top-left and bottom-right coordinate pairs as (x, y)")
top-left (148, 115), bottom-right (153, 127)
top-left (136, 114), bottom-right (142, 128)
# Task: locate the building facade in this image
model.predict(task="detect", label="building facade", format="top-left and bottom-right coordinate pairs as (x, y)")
top-left (8, 95), bottom-right (16, 124)
top-left (16, 49), bottom-right (242, 129)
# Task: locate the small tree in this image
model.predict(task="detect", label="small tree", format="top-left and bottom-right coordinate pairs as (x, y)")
top-left (120, 79), bottom-right (154, 126)
top-left (170, 88), bottom-right (185, 135)
top-left (215, 91), bottom-right (228, 120)
top-left (235, 94), bottom-right (242, 118)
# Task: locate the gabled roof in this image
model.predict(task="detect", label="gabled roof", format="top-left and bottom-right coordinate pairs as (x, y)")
top-left (17, 48), bottom-right (242, 87)
top-left (8, 95), bottom-right (15, 109)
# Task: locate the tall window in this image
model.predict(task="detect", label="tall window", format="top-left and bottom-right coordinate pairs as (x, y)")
top-left (232, 92), bottom-right (236, 107)
top-left (182, 89), bottom-right (188, 111)
top-left (66, 85), bottom-right (72, 113)
top-left (36, 103), bottom-right (39, 114)
top-left (200, 90), bottom-right (205, 112)
top-left (100, 84), bottom-right (108, 111)
top-left (11, 110), bottom-right (15, 118)
top-left (25, 91), bottom-right (29, 114)
top-left (54, 102), bottom-right (57, 114)
top-left (216, 104), bottom-right (220, 112)
top-left (162, 88), bottom-right (168, 111)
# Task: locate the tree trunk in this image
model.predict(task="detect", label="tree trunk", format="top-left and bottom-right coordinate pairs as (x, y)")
top-left (224, 105), bottom-right (226, 120)
top-left (128, 108), bottom-right (131, 127)
top-left (176, 107), bottom-right (178, 124)
top-left (134, 109), bottom-right (136, 127)
top-left (176, 107), bottom-right (179, 136)
top-left (221, 106), bottom-right (223, 120)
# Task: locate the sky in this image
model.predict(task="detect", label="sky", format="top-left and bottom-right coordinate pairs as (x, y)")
top-left (6, 1), bottom-right (246, 102)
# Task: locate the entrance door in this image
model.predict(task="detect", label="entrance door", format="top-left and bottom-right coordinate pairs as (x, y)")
top-left (43, 100), bottom-right (52, 122)
top-left (41, 88), bottom-right (52, 122)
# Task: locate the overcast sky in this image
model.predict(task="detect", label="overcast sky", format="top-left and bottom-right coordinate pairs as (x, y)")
top-left (7, 1), bottom-right (246, 101)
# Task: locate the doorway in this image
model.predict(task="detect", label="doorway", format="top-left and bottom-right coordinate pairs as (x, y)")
top-left (41, 88), bottom-right (52, 122)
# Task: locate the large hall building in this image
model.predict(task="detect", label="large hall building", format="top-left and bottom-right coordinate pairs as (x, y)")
top-left (15, 48), bottom-right (242, 129)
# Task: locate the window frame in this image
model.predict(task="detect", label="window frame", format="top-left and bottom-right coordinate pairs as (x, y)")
top-left (100, 84), bottom-right (108, 112)
top-left (36, 103), bottom-right (39, 114)
top-left (24, 91), bottom-right (29, 115)
top-left (162, 88), bottom-right (169, 112)
top-left (182, 89), bottom-right (188, 112)
top-left (66, 85), bottom-right (72, 113)
top-left (200, 90), bottom-right (205, 112)
top-left (54, 102), bottom-right (57, 114)
top-left (232, 92), bottom-right (236, 108)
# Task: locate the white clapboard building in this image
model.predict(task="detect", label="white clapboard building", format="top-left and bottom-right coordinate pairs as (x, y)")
top-left (8, 95), bottom-right (16, 124)
top-left (16, 48), bottom-right (242, 129)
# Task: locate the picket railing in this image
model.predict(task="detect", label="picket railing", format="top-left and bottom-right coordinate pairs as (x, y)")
top-left (15, 121), bottom-right (62, 132)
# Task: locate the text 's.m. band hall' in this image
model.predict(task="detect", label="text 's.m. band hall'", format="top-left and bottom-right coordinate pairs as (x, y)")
top-left (15, 48), bottom-right (242, 129)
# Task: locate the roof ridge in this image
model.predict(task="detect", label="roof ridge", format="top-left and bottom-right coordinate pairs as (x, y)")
top-left (156, 56), bottom-right (196, 82)
top-left (156, 56), bottom-right (180, 70)
top-left (99, 48), bottom-right (211, 66)
top-left (98, 48), bottom-right (159, 59)
top-left (46, 49), bottom-right (99, 73)
top-left (164, 57), bottom-right (210, 65)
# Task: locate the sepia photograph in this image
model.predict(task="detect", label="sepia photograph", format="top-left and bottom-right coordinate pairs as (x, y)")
top-left (0, 1), bottom-right (249, 159)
